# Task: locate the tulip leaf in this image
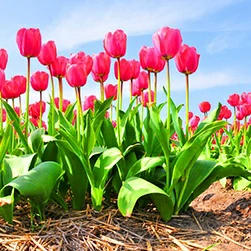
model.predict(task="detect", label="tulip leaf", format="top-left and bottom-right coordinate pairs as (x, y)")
top-left (101, 118), bottom-right (118, 148)
top-left (118, 177), bottom-right (174, 221)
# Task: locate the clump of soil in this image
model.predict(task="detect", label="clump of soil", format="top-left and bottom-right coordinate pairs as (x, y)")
top-left (0, 181), bottom-right (250, 250)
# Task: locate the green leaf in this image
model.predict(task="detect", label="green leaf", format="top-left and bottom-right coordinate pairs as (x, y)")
top-left (0, 188), bottom-right (15, 223)
top-left (3, 101), bottom-right (30, 153)
top-left (0, 125), bottom-right (12, 164)
top-left (126, 156), bottom-right (165, 179)
top-left (118, 177), bottom-right (174, 221)
top-left (28, 129), bottom-right (44, 158)
top-left (84, 112), bottom-right (95, 156)
top-left (0, 161), bottom-right (63, 222)
top-left (2, 153), bottom-right (37, 185)
top-left (101, 119), bottom-right (118, 148)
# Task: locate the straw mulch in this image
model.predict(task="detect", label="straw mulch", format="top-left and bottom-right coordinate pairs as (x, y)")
top-left (0, 181), bottom-right (250, 251)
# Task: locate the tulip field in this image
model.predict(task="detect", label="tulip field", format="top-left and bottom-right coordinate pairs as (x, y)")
top-left (0, 26), bottom-right (250, 250)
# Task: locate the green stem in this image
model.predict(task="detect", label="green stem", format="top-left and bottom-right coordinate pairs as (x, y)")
top-left (58, 77), bottom-right (63, 112)
top-left (39, 91), bottom-right (42, 129)
top-left (76, 87), bottom-right (83, 144)
top-left (48, 65), bottom-right (55, 135)
top-left (129, 79), bottom-right (133, 103)
top-left (140, 91), bottom-right (144, 128)
top-left (25, 57), bottom-right (31, 139)
top-left (120, 81), bottom-right (123, 109)
top-left (233, 106), bottom-right (236, 135)
top-left (165, 59), bottom-right (171, 191)
top-left (19, 96), bottom-right (22, 118)
top-left (243, 116), bottom-right (247, 152)
top-left (100, 80), bottom-right (104, 102)
top-left (116, 58), bottom-right (121, 146)
top-left (154, 72), bottom-right (157, 104)
top-left (185, 74), bottom-right (189, 140)
top-left (11, 99), bottom-right (15, 109)
top-left (147, 71), bottom-right (152, 104)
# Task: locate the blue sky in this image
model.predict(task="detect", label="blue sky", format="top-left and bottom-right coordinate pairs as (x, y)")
top-left (1, 0), bottom-right (251, 119)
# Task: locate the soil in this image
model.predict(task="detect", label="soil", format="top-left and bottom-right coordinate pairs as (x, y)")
top-left (0, 181), bottom-right (250, 251)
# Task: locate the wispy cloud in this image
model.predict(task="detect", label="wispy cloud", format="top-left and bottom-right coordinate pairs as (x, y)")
top-left (42, 0), bottom-right (239, 51)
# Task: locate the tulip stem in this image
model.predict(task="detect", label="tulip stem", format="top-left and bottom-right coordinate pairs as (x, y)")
top-left (243, 116), bottom-right (247, 151)
top-left (165, 59), bottom-right (171, 191)
top-left (11, 99), bottom-right (15, 109)
top-left (129, 79), bottom-right (133, 103)
top-left (116, 58), bottom-right (121, 146)
top-left (39, 91), bottom-right (42, 129)
top-left (48, 65), bottom-right (55, 135)
top-left (58, 77), bottom-right (63, 112)
top-left (76, 87), bottom-right (83, 144)
top-left (100, 80), bottom-right (104, 102)
top-left (147, 71), bottom-right (152, 104)
top-left (185, 74), bottom-right (189, 140)
top-left (25, 57), bottom-right (31, 140)
top-left (154, 72), bottom-right (157, 104)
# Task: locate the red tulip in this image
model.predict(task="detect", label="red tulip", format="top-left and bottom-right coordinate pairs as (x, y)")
top-left (69, 52), bottom-right (93, 75)
top-left (1, 80), bottom-right (20, 99)
top-left (236, 105), bottom-right (248, 120)
top-left (227, 93), bottom-right (240, 107)
top-left (0, 48), bottom-right (8, 70)
top-left (131, 82), bottom-right (142, 97)
top-left (29, 101), bottom-right (46, 119)
top-left (31, 71), bottom-right (49, 92)
top-left (30, 117), bottom-right (47, 130)
top-left (54, 97), bottom-right (71, 112)
top-left (140, 90), bottom-right (154, 107)
top-left (16, 28), bottom-right (41, 57)
top-left (128, 59), bottom-right (140, 79)
top-left (241, 92), bottom-right (251, 104)
top-left (11, 75), bottom-right (26, 95)
top-left (133, 71), bottom-right (148, 91)
top-left (37, 40), bottom-right (57, 66)
top-left (2, 108), bottom-right (6, 122)
top-left (114, 58), bottom-right (131, 81)
top-left (189, 115), bottom-right (200, 129)
top-left (92, 52), bottom-right (111, 80)
top-left (103, 29), bottom-right (127, 58)
top-left (66, 63), bottom-right (87, 88)
top-left (51, 56), bottom-right (68, 78)
top-left (83, 95), bottom-right (97, 111)
top-left (139, 46), bottom-right (165, 73)
top-left (92, 72), bottom-right (109, 83)
top-left (199, 101), bottom-right (211, 113)
top-left (14, 107), bottom-right (21, 117)
top-left (105, 84), bottom-right (117, 100)
top-left (0, 69), bottom-right (6, 91)
top-left (153, 26), bottom-right (182, 60)
top-left (188, 111), bottom-right (194, 120)
top-left (175, 44), bottom-right (200, 75)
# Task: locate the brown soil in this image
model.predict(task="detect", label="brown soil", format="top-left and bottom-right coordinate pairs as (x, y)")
top-left (0, 181), bottom-right (250, 251)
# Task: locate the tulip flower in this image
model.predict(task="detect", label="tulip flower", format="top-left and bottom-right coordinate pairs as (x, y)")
top-left (37, 41), bottom-right (57, 66)
top-left (54, 97), bottom-right (71, 113)
top-left (134, 71), bottom-right (148, 92)
top-left (1, 80), bottom-right (20, 101)
top-left (69, 52), bottom-right (93, 75)
top-left (105, 84), bottom-right (117, 100)
top-left (199, 101), bottom-right (211, 117)
top-left (66, 63), bottom-right (87, 88)
top-left (83, 95), bottom-right (97, 112)
top-left (128, 59), bottom-right (140, 101)
top-left (31, 71), bottom-right (49, 92)
top-left (30, 117), bottom-right (47, 130)
top-left (16, 27), bottom-right (42, 138)
top-left (92, 52), bottom-right (111, 102)
top-left (227, 93), bottom-right (240, 134)
top-left (1, 108), bottom-right (6, 122)
top-left (114, 58), bottom-right (131, 82)
top-left (189, 115), bottom-right (200, 133)
top-left (29, 101), bottom-right (46, 119)
top-left (140, 90), bottom-right (155, 107)
top-left (0, 48), bottom-right (8, 70)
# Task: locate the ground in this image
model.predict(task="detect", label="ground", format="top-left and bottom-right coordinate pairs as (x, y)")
top-left (0, 181), bottom-right (250, 250)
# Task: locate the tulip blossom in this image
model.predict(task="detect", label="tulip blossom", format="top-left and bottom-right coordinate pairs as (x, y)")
top-left (114, 58), bottom-right (131, 81)
top-left (189, 115), bottom-right (200, 133)
top-left (29, 101), bottom-right (46, 119)
top-left (92, 52), bottom-right (111, 80)
top-left (54, 97), bottom-right (71, 112)
top-left (128, 59), bottom-right (140, 80)
top-left (133, 71), bottom-right (148, 91)
top-left (1, 80), bottom-right (20, 100)
top-left (12, 75), bottom-right (26, 95)
top-left (175, 45), bottom-right (200, 75)
top-left (1, 108), bottom-right (6, 122)
top-left (0, 69), bottom-right (6, 91)
top-left (153, 26), bottom-right (182, 60)
top-left (31, 71), bottom-right (49, 92)
top-left (51, 56), bottom-right (68, 78)
top-left (16, 28), bottom-right (41, 58)
top-left (37, 40), bottom-right (57, 66)
top-left (83, 95), bottom-right (97, 111)
top-left (30, 117), bottom-right (47, 130)
top-left (227, 93), bottom-right (240, 107)
top-left (105, 84), bottom-right (117, 100)
top-left (69, 52), bottom-right (93, 75)
top-left (140, 90), bottom-right (154, 107)
top-left (199, 101), bottom-right (211, 116)
top-left (0, 48), bottom-right (8, 70)
top-left (103, 29), bottom-right (127, 58)
top-left (66, 63), bottom-right (87, 88)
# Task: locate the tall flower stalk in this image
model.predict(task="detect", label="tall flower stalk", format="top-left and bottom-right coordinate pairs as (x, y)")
top-left (25, 57), bottom-right (31, 138)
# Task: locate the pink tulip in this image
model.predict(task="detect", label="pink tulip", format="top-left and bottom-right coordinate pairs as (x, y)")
top-left (66, 63), bottom-right (87, 88)
top-left (92, 52), bottom-right (111, 79)
top-left (227, 93), bottom-right (240, 107)
top-left (2, 108), bottom-right (6, 122)
top-left (105, 84), bottom-right (117, 100)
top-left (30, 117), bottom-right (47, 130)
top-left (199, 101), bottom-right (211, 113)
top-left (11, 75), bottom-right (26, 95)
top-left (38, 40), bottom-right (57, 66)
top-left (51, 56), bottom-right (68, 78)
top-left (103, 29), bottom-right (127, 58)
top-left (189, 115), bottom-right (200, 130)
top-left (128, 59), bottom-right (140, 80)
top-left (69, 52), bottom-right (93, 75)
top-left (54, 97), bottom-right (71, 112)
top-left (139, 46), bottom-right (165, 73)
top-left (0, 49), bottom-right (8, 70)
top-left (114, 58), bottom-right (131, 81)
top-left (140, 90), bottom-right (154, 107)
top-left (31, 71), bottom-right (49, 92)
top-left (0, 69), bottom-right (6, 91)
top-left (16, 28), bottom-right (41, 57)
top-left (14, 107), bottom-right (21, 117)
top-left (153, 26), bottom-right (182, 60)
top-left (133, 71), bottom-right (148, 91)
top-left (1, 80), bottom-right (20, 99)
top-left (175, 44), bottom-right (200, 75)
top-left (92, 72), bottom-right (109, 83)
top-left (29, 101), bottom-right (46, 119)
top-left (83, 95), bottom-right (97, 111)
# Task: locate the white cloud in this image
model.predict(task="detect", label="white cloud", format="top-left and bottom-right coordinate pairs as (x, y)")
top-left (42, 0), bottom-right (240, 51)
